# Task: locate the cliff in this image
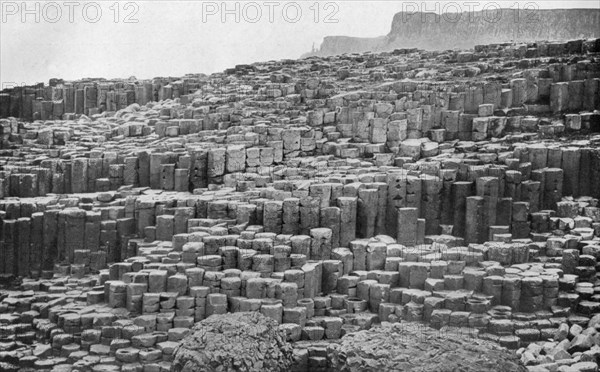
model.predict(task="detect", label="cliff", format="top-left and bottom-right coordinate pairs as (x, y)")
top-left (301, 35), bottom-right (387, 58)
top-left (306, 9), bottom-right (600, 57)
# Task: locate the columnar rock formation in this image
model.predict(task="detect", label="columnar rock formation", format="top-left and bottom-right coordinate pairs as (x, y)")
top-left (0, 38), bottom-right (599, 372)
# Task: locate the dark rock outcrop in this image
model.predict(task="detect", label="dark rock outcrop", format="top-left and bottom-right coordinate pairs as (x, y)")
top-left (329, 322), bottom-right (527, 372)
top-left (172, 312), bottom-right (294, 372)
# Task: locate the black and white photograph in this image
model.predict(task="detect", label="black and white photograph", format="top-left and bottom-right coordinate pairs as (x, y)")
top-left (1, 1), bottom-right (600, 371)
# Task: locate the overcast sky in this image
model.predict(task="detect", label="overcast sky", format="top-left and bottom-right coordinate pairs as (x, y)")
top-left (1, 0), bottom-right (598, 87)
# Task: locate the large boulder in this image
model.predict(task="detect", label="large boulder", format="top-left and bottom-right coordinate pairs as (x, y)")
top-left (172, 312), bottom-right (294, 372)
top-left (330, 322), bottom-right (527, 372)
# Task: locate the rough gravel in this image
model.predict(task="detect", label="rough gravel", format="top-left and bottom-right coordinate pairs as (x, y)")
top-left (172, 312), bottom-right (294, 372)
top-left (329, 322), bottom-right (528, 372)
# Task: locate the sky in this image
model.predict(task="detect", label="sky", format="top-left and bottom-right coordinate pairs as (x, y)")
top-left (1, 0), bottom-right (599, 87)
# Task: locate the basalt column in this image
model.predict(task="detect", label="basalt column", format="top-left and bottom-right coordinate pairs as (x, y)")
top-left (386, 172), bottom-right (407, 236)
top-left (465, 196), bottom-right (485, 244)
top-left (542, 168), bottom-right (564, 210)
top-left (561, 148), bottom-right (580, 197)
top-left (421, 175), bottom-right (442, 235)
top-left (439, 169), bottom-right (457, 226)
top-left (320, 207), bottom-right (341, 249)
top-left (357, 188), bottom-right (378, 239)
top-left (338, 197), bottom-right (357, 248)
top-left (397, 207), bottom-right (418, 247)
top-left (452, 181), bottom-right (474, 238)
top-left (476, 177), bottom-right (499, 243)
top-left (282, 198), bottom-right (301, 235)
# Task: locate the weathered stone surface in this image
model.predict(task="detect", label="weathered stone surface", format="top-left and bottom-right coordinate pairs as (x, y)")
top-left (172, 312), bottom-right (293, 372)
top-left (329, 322), bottom-right (527, 372)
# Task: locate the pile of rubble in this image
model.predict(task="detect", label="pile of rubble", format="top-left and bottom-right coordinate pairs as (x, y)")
top-left (172, 312), bottom-right (294, 372)
top-left (328, 322), bottom-right (527, 372)
top-left (517, 314), bottom-right (600, 371)
top-left (0, 37), bottom-right (599, 372)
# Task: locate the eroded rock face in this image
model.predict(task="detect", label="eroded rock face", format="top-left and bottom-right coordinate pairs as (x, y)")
top-left (308, 9), bottom-right (600, 57)
top-left (329, 322), bottom-right (527, 372)
top-left (172, 312), bottom-right (294, 372)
